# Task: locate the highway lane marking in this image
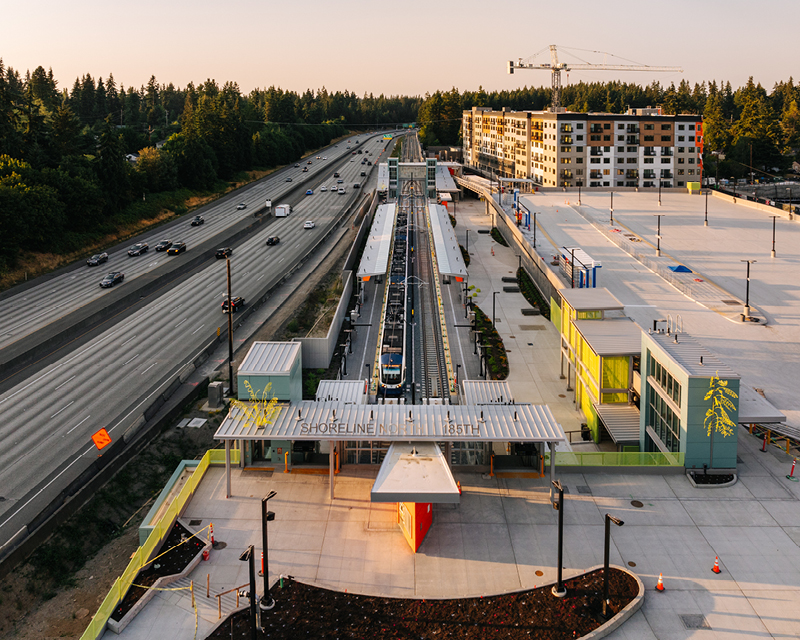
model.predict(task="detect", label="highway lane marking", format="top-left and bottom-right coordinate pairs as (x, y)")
top-left (123, 354), bottom-right (139, 366)
top-left (0, 363), bottom-right (65, 406)
top-left (55, 375), bottom-right (76, 390)
top-left (50, 400), bottom-right (74, 418)
top-left (66, 415), bottom-right (91, 435)
top-left (121, 335), bottom-right (138, 346)
top-left (0, 443), bottom-right (95, 534)
top-left (140, 363), bottom-right (156, 375)
top-left (174, 318), bottom-right (188, 328)
top-left (191, 324), bottom-right (205, 335)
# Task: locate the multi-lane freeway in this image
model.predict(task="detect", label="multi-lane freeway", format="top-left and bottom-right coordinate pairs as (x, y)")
top-left (0, 132), bottom-right (395, 561)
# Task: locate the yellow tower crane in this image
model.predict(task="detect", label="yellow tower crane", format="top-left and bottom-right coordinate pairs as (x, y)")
top-left (508, 45), bottom-right (682, 112)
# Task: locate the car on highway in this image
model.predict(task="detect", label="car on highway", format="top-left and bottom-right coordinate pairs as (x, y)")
top-left (352, 152), bottom-right (357, 155)
top-left (367, 161), bottom-right (372, 166)
top-left (127, 242), bottom-right (149, 256)
top-left (285, 177), bottom-right (292, 182)
top-left (191, 215), bottom-right (204, 226)
top-left (100, 271), bottom-right (124, 288)
top-left (338, 187), bottom-right (345, 194)
top-left (320, 185), bottom-right (327, 191)
top-left (306, 189), bottom-right (314, 195)
top-left (215, 247), bottom-right (233, 259)
top-left (322, 156), bottom-right (327, 160)
top-left (334, 172), bottom-right (340, 178)
top-left (236, 203), bottom-right (247, 210)
top-left (221, 296), bottom-right (245, 313)
top-left (307, 160), bottom-right (313, 164)
top-left (167, 242), bottom-right (186, 255)
top-left (354, 183), bottom-right (361, 189)
top-left (155, 240), bottom-right (173, 252)
top-left (294, 163), bottom-right (300, 167)
top-left (360, 171), bottom-right (366, 176)
top-left (337, 179), bottom-right (344, 183)
top-left (302, 167), bottom-right (308, 172)
top-left (86, 252), bottom-right (108, 266)
top-left (266, 236), bottom-right (280, 246)
top-left (303, 220), bottom-right (315, 229)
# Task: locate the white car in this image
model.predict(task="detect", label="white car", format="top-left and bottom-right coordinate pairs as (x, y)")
top-left (303, 220), bottom-right (315, 229)
top-left (322, 156), bottom-right (327, 160)
top-left (320, 186), bottom-right (327, 191)
top-left (236, 203), bottom-right (247, 210)
top-left (338, 188), bottom-right (346, 194)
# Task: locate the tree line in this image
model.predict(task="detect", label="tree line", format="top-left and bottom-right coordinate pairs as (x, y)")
top-left (416, 79), bottom-right (800, 180)
top-left (0, 60), bottom-right (422, 272)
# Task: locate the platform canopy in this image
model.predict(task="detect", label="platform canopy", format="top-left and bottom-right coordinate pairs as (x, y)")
top-left (316, 380), bottom-right (367, 404)
top-left (214, 401), bottom-right (566, 443)
top-left (371, 442), bottom-right (460, 504)
top-left (593, 403), bottom-right (641, 445)
top-left (377, 163), bottom-right (390, 192)
top-left (435, 165), bottom-right (459, 196)
top-left (461, 380), bottom-right (515, 405)
top-left (427, 203), bottom-right (467, 279)
top-left (737, 385), bottom-right (786, 423)
top-left (357, 203), bottom-right (397, 279)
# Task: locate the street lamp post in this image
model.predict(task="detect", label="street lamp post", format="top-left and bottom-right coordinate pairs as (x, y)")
top-left (731, 177), bottom-right (736, 200)
top-left (602, 514), bottom-right (625, 619)
top-left (654, 214), bottom-right (663, 257)
top-left (226, 257), bottom-right (235, 397)
top-left (577, 184), bottom-right (581, 205)
top-left (551, 480), bottom-right (566, 598)
top-left (704, 190), bottom-right (709, 226)
top-left (365, 364), bottom-right (371, 394)
top-left (658, 179), bottom-right (662, 207)
top-left (259, 491), bottom-right (277, 624)
top-left (455, 363), bottom-right (461, 389)
top-left (465, 228), bottom-right (470, 254)
top-left (492, 291), bottom-right (499, 326)
top-left (741, 259), bottom-right (756, 319)
top-left (239, 546), bottom-right (258, 640)
top-left (532, 211), bottom-right (538, 249)
top-left (770, 216), bottom-right (777, 258)
top-left (610, 191), bottom-right (614, 223)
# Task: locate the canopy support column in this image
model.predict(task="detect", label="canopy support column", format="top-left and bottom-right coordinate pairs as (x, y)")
top-left (329, 440), bottom-right (335, 501)
top-left (549, 442), bottom-right (557, 503)
top-left (225, 439), bottom-right (231, 499)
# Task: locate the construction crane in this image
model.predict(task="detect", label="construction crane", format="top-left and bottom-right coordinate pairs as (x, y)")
top-left (508, 45), bottom-right (682, 112)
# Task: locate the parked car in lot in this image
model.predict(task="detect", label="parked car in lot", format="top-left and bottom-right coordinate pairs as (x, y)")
top-left (266, 236), bottom-right (280, 246)
top-left (155, 240), bottom-right (172, 252)
top-left (221, 296), bottom-right (245, 313)
top-left (303, 220), bottom-right (315, 229)
top-left (191, 215), bottom-right (204, 226)
top-left (167, 242), bottom-right (186, 255)
top-left (127, 242), bottom-right (148, 256)
top-left (236, 203), bottom-right (247, 210)
top-left (215, 247), bottom-right (233, 259)
top-left (100, 271), bottom-right (124, 288)
top-left (86, 252), bottom-right (108, 266)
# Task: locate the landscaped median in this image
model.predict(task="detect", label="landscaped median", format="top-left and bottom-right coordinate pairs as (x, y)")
top-left (79, 448), bottom-right (239, 640)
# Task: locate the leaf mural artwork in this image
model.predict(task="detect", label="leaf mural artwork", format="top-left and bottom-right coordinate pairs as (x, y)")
top-left (230, 380), bottom-right (279, 430)
top-left (704, 372), bottom-right (738, 438)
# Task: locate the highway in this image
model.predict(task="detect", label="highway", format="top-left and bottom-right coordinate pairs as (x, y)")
top-left (0, 135), bottom-right (382, 358)
top-left (0, 133), bottom-right (393, 559)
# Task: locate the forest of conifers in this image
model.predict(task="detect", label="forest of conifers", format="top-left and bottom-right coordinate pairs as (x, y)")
top-left (1, 59), bottom-right (798, 273)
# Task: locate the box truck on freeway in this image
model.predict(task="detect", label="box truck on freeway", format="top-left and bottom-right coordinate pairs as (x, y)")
top-left (275, 204), bottom-right (292, 217)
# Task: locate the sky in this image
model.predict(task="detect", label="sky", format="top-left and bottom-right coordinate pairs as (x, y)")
top-left (2, 0), bottom-right (798, 98)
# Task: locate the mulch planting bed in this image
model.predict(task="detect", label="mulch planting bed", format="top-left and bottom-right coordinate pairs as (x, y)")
top-left (690, 472), bottom-right (735, 485)
top-left (208, 569), bottom-right (638, 639)
top-left (110, 521), bottom-right (204, 621)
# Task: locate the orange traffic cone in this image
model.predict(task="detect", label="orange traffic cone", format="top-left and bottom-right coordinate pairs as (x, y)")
top-left (712, 556), bottom-right (721, 574)
top-left (209, 522), bottom-right (216, 548)
top-left (655, 573), bottom-right (665, 592)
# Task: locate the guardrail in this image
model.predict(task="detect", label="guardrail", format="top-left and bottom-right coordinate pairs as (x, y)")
top-left (79, 447), bottom-right (237, 640)
top-left (545, 451), bottom-right (685, 467)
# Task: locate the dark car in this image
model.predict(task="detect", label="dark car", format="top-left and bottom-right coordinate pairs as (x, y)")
top-left (294, 163), bottom-right (300, 168)
top-left (353, 183), bottom-right (361, 189)
top-left (167, 242), bottom-right (186, 255)
top-left (221, 296), bottom-right (245, 313)
top-left (266, 236), bottom-right (280, 246)
top-left (215, 247), bottom-right (233, 259)
top-left (360, 171), bottom-right (366, 176)
top-left (155, 240), bottom-right (172, 252)
top-left (285, 177), bottom-right (292, 182)
top-left (307, 160), bottom-right (313, 164)
top-left (86, 252), bottom-right (108, 266)
top-left (128, 242), bottom-right (148, 256)
top-left (191, 215), bottom-right (204, 226)
top-left (368, 161), bottom-right (372, 166)
top-left (333, 172), bottom-right (340, 178)
top-left (100, 271), bottom-right (124, 288)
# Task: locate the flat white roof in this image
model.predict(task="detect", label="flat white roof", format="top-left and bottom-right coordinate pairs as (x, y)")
top-left (371, 442), bottom-right (460, 504)
top-left (461, 380), bottom-right (514, 405)
top-left (573, 318), bottom-right (642, 356)
top-left (239, 342), bottom-right (300, 376)
top-left (737, 385), bottom-right (786, 423)
top-left (427, 203), bottom-right (468, 278)
top-left (316, 380), bottom-right (366, 404)
top-left (357, 203), bottom-right (397, 279)
top-left (647, 331), bottom-right (740, 379)
top-left (559, 287), bottom-right (624, 312)
top-left (377, 163), bottom-right (390, 191)
top-left (435, 165), bottom-right (459, 193)
top-left (214, 401), bottom-right (566, 442)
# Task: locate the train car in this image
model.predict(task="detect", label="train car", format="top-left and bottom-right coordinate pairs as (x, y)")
top-left (378, 206), bottom-right (410, 396)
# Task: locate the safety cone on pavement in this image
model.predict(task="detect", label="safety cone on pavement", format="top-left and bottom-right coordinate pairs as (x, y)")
top-left (655, 573), bottom-right (665, 591)
top-left (209, 522), bottom-right (216, 548)
top-left (712, 556), bottom-right (721, 574)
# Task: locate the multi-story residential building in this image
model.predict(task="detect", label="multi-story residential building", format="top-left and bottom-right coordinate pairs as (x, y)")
top-left (462, 106), bottom-right (703, 189)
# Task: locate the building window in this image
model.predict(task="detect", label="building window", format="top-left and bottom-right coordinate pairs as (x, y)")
top-left (644, 124), bottom-right (654, 130)
top-left (677, 181), bottom-right (685, 187)
top-left (604, 135), bottom-right (611, 141)
top-left (618, 136), bottom-right (625, 142)
top-left (591, 135), bottom-right (601, 141)
top-left (644, 135), bottom-right (654, 142)
top-left (603, 169), bottom-right (610, 175)
top-left (661, 136), bottom-right (671, 142)
top-left (649, 356), bottom-right (682, 406)
top-left (577, 123), bottom-right (584, 129)
top-left (678, 169), bottom-right (685, 175)
top-left (618, 124), bottom-right (625, 130)
top-left (648, 392), bottom-right (680, 452)
top-left (617, 146), bottom-right (625, 153)
top-left (590, 158), bottom-right (600, 164)
top-left (560, 157), bottom-right (572, 164)
top-left (688, 169), bottom-right (695, 175)
top-left (627, 157), bottom-right (637, 163)
top-left (661, 158), bottom-right (670, 164)
top-left (627, 147), bottom-right (637, 153)
top-left (604, 147), bottom-right (611, 152)
top-left (576, 157), bottom-right (583, 163)
top-left (604, 158), bottom-right (610, 164)
top-left (688, 147), bottom-right (695, 153)
top-left (644, 158), bottom-right (654, 164)
top-left (689, 158), bottom-right (695, 164)
top-left (689, 136), bottom-right (695, 142)
top-left (678, 136), bottom-right (685, 142)
top-left (576, 135), bottom-right (584, 141)
top-left (617, 168), bottom-right (625, 175)
top-left (576, 146), bottom-right (583, 152)
top-left (661, 124), bottom-right (671, 130)
top-left (604, 123), bottom-right (610, 129)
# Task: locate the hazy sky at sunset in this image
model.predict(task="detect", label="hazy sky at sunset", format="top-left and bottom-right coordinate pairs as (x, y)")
top-left (3, 0), bottom-right (797, 97)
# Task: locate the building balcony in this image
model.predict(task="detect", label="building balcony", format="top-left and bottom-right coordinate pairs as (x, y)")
top-left (661, 149), bottom-right (673, 157)
top-left (627, 125), bottom-right (640, 133)
top-left (561, 124), bottom-right (573, 132)
top-left (560, 136), bottom-right (573, 144)
top-left (643, 171), bottom-right (655, 179)
top-left (660, 171), bottom-right (673, 179)
top-left (643, 181), bottom-right (655, 188)
top-left (590, 171), bottom-right (603, 179)
top-left (560, 170), bottom-right (573, 179)
top-left (626, 136), bottom-right (639, 145)
top-left (590, 149), bottom-right (603, 156)
top-left (626, 170), bottom-right (639, 179)
top-left (643, 148), bottom-right (656, 156)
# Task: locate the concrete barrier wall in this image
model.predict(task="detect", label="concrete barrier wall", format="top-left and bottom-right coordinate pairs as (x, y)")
top-left (295, 270), bottom-right (354, 369)
top-left (711, 189), bottom-right (796, 220)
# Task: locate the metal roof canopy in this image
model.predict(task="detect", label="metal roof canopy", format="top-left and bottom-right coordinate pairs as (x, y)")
top-left (214, 401), bottom-right (566, 442)
top-left (427, 203), bottom-right (468, 278)
top-left (593, 404), bottom-right (641, 444)
top-left (357, 203), bottom-right (397, 279)
top-left (371, 442), bottom-right (460, 504)
top-left (648, 331), bottom-right (740, 379)
top-left (559, 287), bottom-right (624, 312)
top-left (377, 163), bottom-right (390, 191)
top-left (316, 380), bottom-right (367, 404)
top-left (737, 385), bottom-right (786, 423)
top-left (561, 246), bottom-right (601, 269)
top-left (239, 342), bottom-right (301, 376)
top-left (435, 165), bottom-right (459, 193)
top-left (573, 318), bottom-right (643, 356)
top-left (461, 380), bottom-right (515, 405)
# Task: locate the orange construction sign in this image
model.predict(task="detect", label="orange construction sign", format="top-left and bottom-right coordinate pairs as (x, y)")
top-left (91, 428), bottom-right (112, 451)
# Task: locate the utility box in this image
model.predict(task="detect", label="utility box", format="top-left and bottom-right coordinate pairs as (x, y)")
top-left (237, 342), bottom-right (302, 403)
top-left (398, 502), bottom-right (432, 553)
top-left (207, 381), bottom-right (224, 409)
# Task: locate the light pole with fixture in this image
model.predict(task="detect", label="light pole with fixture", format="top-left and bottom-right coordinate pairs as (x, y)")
top-left (770, 216), bottom-right (777, 258)
top-left (654, 214), bottom-right (663, 257)
top-left (551, 480), bottom-right (566, 598)
top-left (602, 514), bottom-right (625, 619)
top-left (259, 491), bottom-right (277, 624)
top-left (741, 259), bottom-right (756, 319)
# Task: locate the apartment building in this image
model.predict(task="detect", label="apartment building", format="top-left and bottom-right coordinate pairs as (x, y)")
top-left (462, 107), bottom-right (703, 189)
